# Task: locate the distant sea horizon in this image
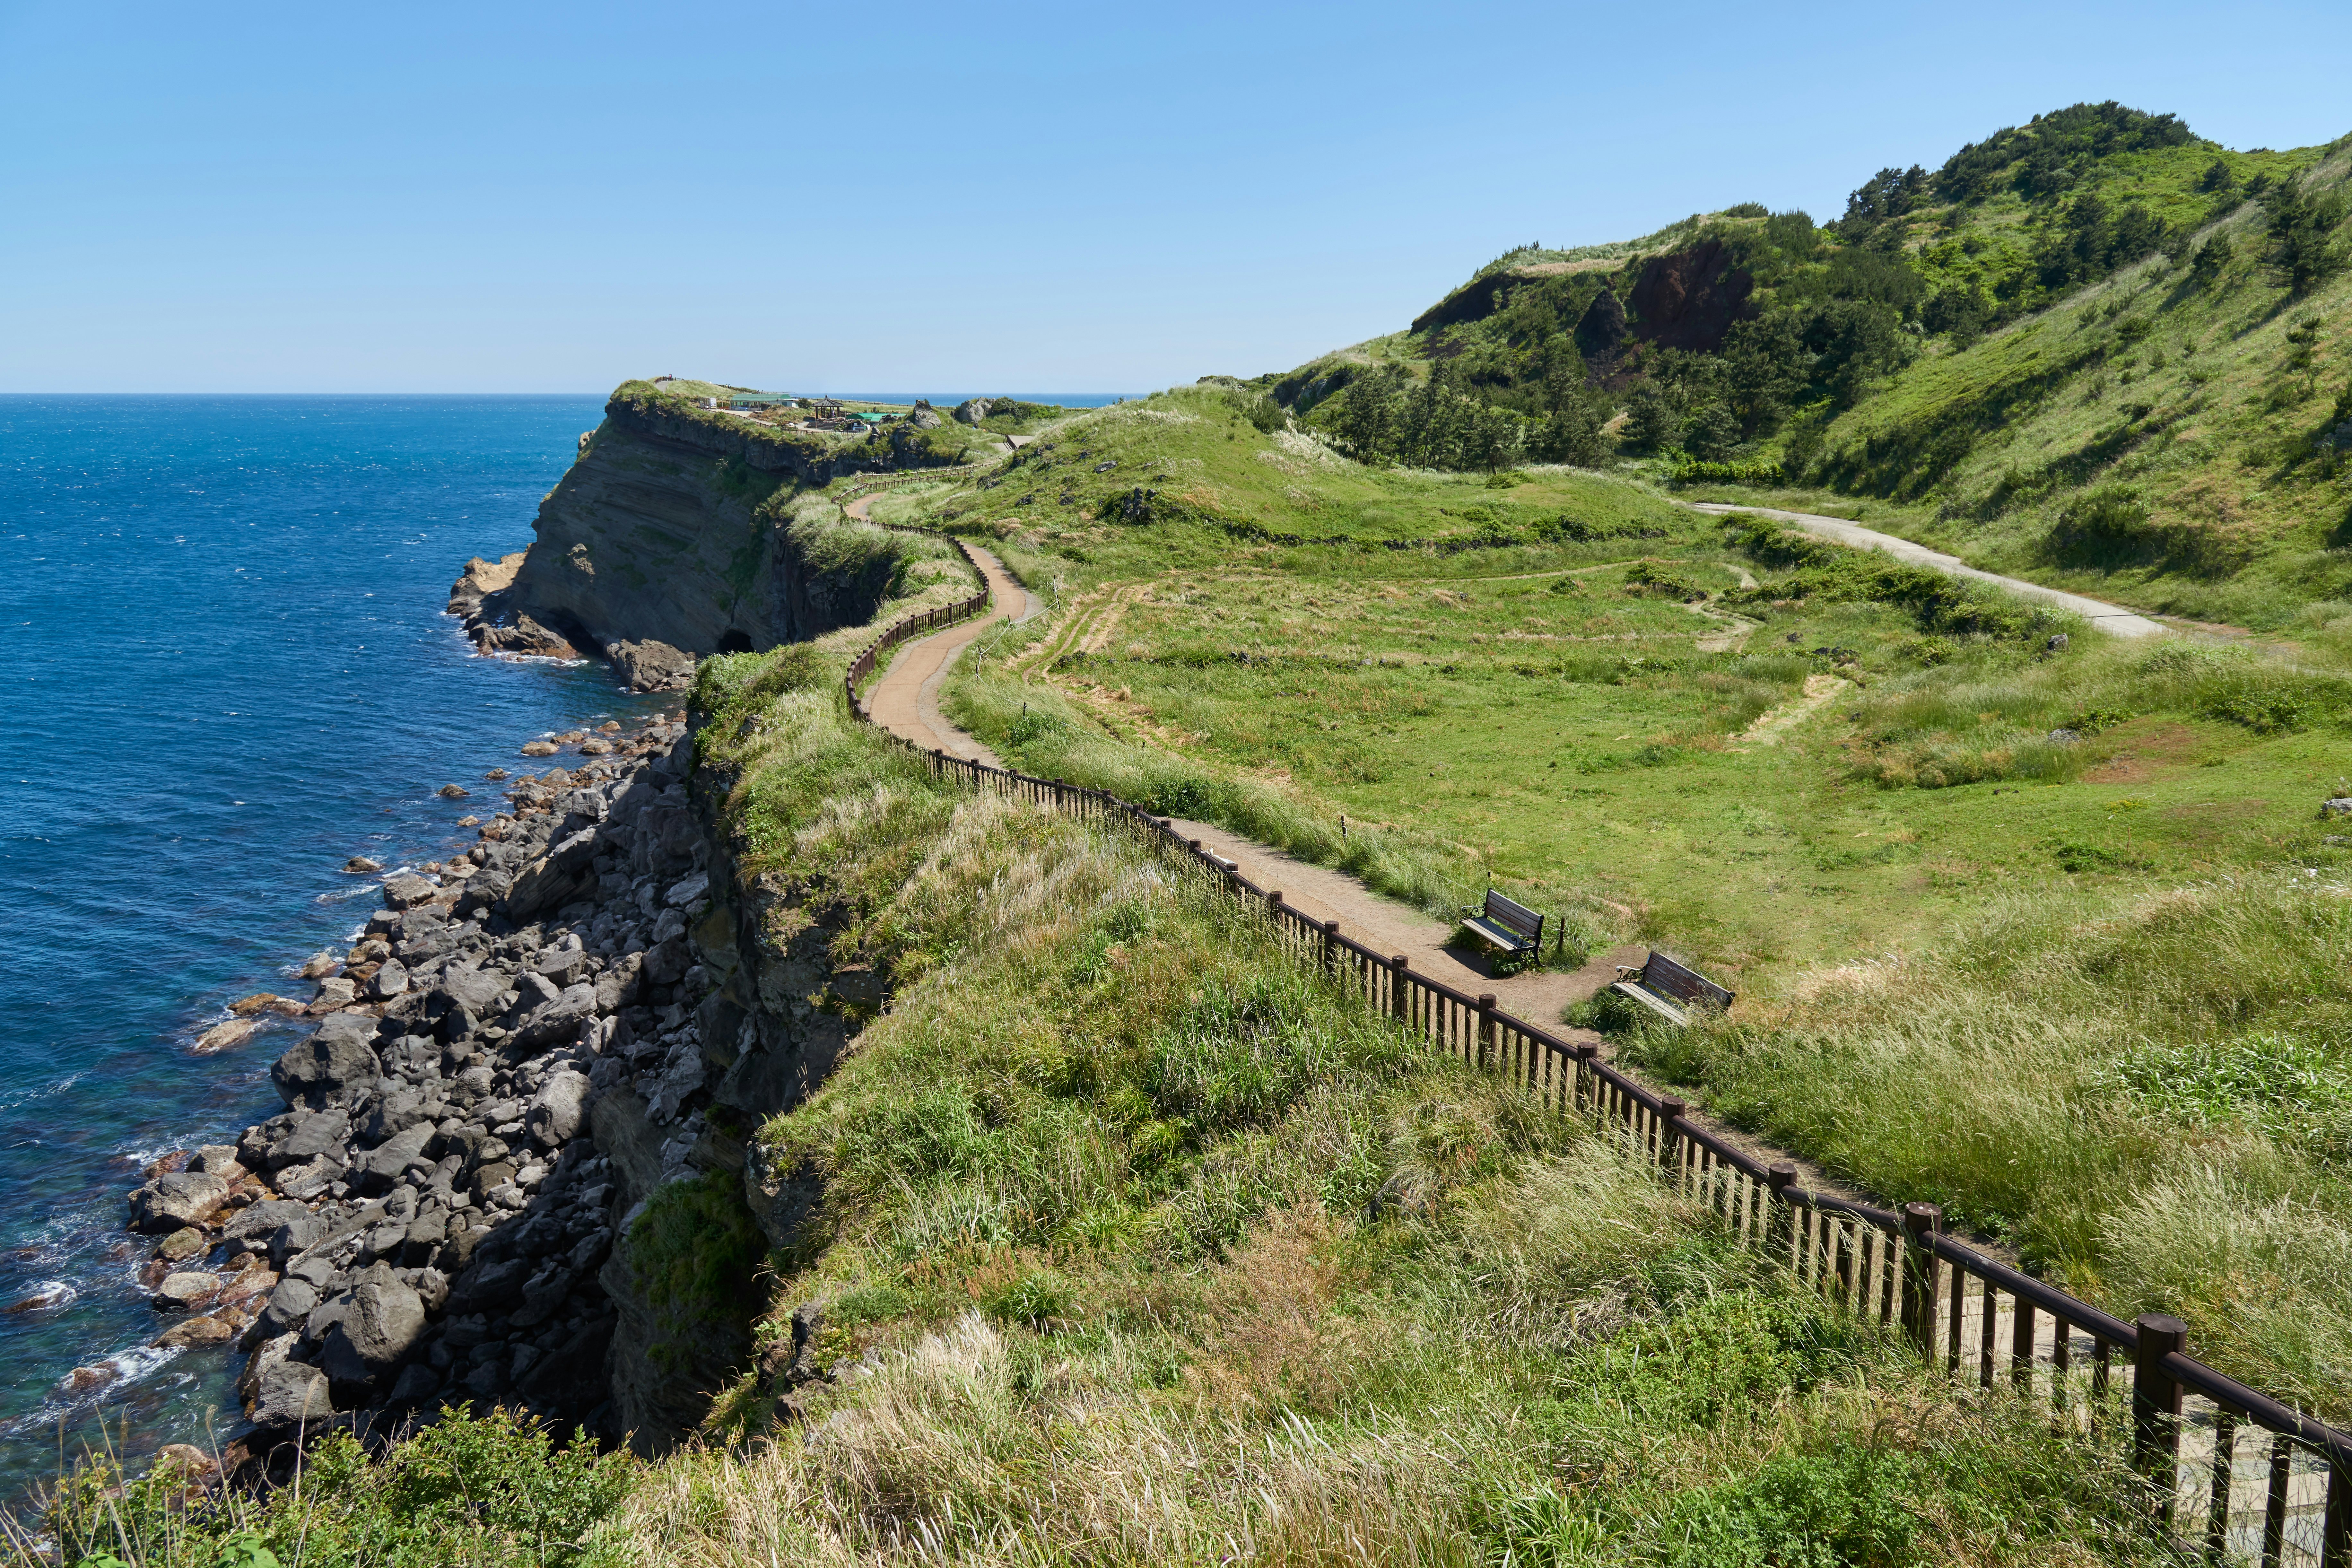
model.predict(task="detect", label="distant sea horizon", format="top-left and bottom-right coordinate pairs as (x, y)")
top-left (2, 392), bottom-right (1147, 406)
top-left (0, 392), bottom-right (650, 1500)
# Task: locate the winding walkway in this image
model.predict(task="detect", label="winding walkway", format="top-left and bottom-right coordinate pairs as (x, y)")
top-left (854, 491), bottom-right (2163, 1025)
top-left (1684, 502), bottom-right (2168, 637)
top-left (853, 522), bottom-right (1632, 1025)
top-left (850, 513), bottom-right (1946, 1210)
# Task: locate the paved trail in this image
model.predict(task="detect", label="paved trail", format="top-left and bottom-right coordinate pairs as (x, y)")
top-left (1684, 502), bottom-right (2169, 638)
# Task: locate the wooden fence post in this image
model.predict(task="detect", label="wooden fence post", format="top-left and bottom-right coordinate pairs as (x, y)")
top-left (1901, 1203), bottom-right (1940, 1361)
top-left (1321, 920), bottom-right (1338, 980)
top-left (1657, 1096), bottom-right (1686, 1182)
top-left (1477, 993), bottom-right (1496, 1070)
top-left (1767, 1162), bottom-right (1798, 1265)
top-left (2326, 1458), bottom-right (2350, 1568)
top-left (1390, 956), bottom-right (1409, 1024)
top-left (2133, 1314), bottom-right (2187, 1520)
top-left (1572, 1042), bottom-right (1597, 1116)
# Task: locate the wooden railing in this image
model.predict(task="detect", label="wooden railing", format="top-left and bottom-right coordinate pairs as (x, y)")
top-left (838, 532), bottom-right (2352, 1567)
top-left (842, 536), bottom-right (993, 705)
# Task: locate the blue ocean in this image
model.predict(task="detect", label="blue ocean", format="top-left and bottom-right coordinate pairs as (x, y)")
top-left (0, 395), bottom-right (656, 1499)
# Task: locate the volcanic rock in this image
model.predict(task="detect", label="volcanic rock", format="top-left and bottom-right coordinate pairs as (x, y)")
top-left (129, 1172), bottom-right (231, 1234)
top-left (271, 1014), bottom-right (382, 1110)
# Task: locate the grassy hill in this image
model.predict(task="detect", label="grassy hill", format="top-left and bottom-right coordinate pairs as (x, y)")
top-left (831, 375), bottom-right (2352, 1421)
top-left (57, 619), bottom-right (2180, 1568)
top-left (56, 365), bottom-right (2352, 1559)
top-left (1259, 102), bottom-right (2352, 631)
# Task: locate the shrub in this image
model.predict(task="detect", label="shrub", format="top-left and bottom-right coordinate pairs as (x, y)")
top-left (44, 1408), bottom-right (634, 1568)
top-left (2206, 686), bottom-right (2319, 733)
top-left (1672, 457), bottom-right (1787, 487)
top-left (2041, 485), bottom-right (2239, 576)
top-left (1624, 561), bottom-right (1705, 600)
top-left (1662, 1447), bottom-right (1918, 1566)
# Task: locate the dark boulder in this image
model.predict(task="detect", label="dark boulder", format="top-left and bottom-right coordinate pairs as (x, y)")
top-left (271, 1015), bottom-right (383, 1110)
top-left (320, 1276), bottom-right (426, 1389)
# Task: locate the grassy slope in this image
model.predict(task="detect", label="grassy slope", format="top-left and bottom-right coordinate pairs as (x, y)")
top-left (44, 634), bottom-right (2175, 1567)
top-left (1787, 146), bottom-right (2352, 629)
top-left (1298, 126), bottom-right (2352, 633)
top-left (882, 385), bottom-right (2352, 1409)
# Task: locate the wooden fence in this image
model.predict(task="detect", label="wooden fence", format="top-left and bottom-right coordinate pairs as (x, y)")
top-left (839, 536), bottom-right (2352, 1567)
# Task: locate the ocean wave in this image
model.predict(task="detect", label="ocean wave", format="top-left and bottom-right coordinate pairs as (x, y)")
top-left (0, 1345), bottom-right (184, 1438)
top-left (2, 1280), bottom-right (74, 1315)
top-left (0, 1071), bottom-right (85, 1116)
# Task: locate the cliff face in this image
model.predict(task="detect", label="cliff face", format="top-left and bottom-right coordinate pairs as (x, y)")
top-left (458, 386), bottom-right (905, 689)
top-left (588, 754), bottom-right (863, 1448)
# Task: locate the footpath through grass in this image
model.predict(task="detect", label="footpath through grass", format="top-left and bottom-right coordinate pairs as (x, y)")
top-left (906, 386), bottom-right (2352, 1413)
top-left (36, 634), bottom-right (2182, 1566)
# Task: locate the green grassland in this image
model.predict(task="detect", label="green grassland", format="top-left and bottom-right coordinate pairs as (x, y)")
top-left (853, 379), bottom-right (2352, 1411)
top-left (51, 641), bottom-right (2180, 1566)
top-left (926, 388), bottom-right (2348, 963)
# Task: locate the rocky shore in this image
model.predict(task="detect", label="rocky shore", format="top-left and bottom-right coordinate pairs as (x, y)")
top-left (116, 708), bottom-right (764, 1480)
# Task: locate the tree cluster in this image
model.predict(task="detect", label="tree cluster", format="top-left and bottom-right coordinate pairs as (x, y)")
top-left (2262, 179), bottom-right (2348, 296)
top-left (1933, 102), bottom-right (2195, 206)
top-left (1321, 364), bottom-right (1535, 472)
top-left (2032, 193), bottom-right (2174, 291)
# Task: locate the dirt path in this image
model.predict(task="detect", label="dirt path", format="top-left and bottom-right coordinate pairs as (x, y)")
top-left (853, 514), bottom-right (1918, 1217)
top-left (1161, 814), bottom-right (1638, 1025)
top-left (849, 496), bottom-right (1042, 764)
top-left (857, 529), bottom-right (1628, 1024)
top-left (1736, 673), bottom-right (1851, 746)
top-left (1684, 502), bottom-right (2169, 638)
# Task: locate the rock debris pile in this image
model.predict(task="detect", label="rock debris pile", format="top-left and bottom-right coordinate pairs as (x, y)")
top-left (121, 710), bottom-right (739, 1477)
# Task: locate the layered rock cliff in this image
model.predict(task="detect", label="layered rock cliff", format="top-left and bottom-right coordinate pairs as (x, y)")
top-left (455, 382), bottom-right (916, 690)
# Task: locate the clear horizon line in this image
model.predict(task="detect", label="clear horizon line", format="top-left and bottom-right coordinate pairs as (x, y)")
top-left (0, 388), bottom-right (1151, 395)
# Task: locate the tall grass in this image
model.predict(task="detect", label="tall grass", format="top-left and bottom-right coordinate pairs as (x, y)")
top-left (627, 647), bottom-right (2180, 1564)
top-left (38, 641), bottom-right (2187, 1564)
top-left (1845, 632), bottom-right (2352, 788)
top-left (946, 666), bottom-right (1479, 919)
top-left (1624, 869), bottom-right (2352, 1416)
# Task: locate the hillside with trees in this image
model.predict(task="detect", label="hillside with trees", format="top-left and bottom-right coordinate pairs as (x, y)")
top-left (1261, 102), bottom-right (2352, 627)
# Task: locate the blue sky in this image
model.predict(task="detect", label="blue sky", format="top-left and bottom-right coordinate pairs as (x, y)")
top-left (3, 1), bottom-right (2348, 393)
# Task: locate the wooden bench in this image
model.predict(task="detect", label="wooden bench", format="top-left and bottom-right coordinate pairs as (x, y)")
top-left (1459, 889), bottom-right (1545, 968)
top-left (1611, 951), bottom-right (1734, 1026)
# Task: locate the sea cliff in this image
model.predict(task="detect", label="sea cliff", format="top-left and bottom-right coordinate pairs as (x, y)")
top-left (455, 382), bottom-right (953, 691)
top-left (123, 696), bottom-right (887, 1476)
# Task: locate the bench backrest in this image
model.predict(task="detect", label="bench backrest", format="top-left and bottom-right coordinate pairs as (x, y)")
top-left (1482, 889), bottom-right (1544, 940)
top-left (1641, 951), bottom-right (1734, 1011)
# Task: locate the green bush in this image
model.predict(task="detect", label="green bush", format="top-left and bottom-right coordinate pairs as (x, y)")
top-left (1661, 1447), bottom-right (1917, 1566)
top-left (2041, 484), bottom-right (2240, 576)
top-left (47, 1409), bottom-right (633, 1568)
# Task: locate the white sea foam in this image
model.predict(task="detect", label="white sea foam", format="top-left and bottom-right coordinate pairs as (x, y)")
top-left (1, 1344), bottom-right (183, 1438)
top-left (0, 1070), bottom-right (85, 1115)
top-left (6, 1279), bottom-right (74, 1312)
